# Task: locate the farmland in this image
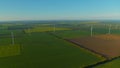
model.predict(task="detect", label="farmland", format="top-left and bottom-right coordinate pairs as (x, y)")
top-left (52, 30), bottom-right (91, 39)
top-left (68, 34), bottom-right (120, 59)
top-left (0, 21), bottom-right (120, 68)
top-left (96, 58), bottom-right (120, 68)
top-left (24, 26), bottom-right (71, 33)
top-left (0, 45), bottom-right (21, 57)
top-left (0, 32), bottom-right (104, 68)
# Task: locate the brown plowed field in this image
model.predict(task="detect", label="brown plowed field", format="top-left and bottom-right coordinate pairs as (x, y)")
top-left (68, 34), bottom-right (120, 59)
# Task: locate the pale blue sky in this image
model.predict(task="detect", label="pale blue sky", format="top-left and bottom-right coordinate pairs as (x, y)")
top-left (0, 0), bottom-right (120, 21)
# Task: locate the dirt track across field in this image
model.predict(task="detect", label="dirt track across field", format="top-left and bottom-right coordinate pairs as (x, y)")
top-left (68, 34), bottom-right (120, 59)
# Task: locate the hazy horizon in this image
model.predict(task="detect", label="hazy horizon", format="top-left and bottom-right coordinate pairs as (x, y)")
top-left (0, 0), bottom-right (120, 21)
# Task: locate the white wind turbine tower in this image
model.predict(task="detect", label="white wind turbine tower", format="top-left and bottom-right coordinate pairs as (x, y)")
top-left (108, 24), bottom-right (111, 34)
top-left (91, 25), bottom-right (93, 37)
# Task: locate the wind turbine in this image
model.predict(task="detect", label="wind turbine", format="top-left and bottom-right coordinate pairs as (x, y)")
top-left (91, 25), bottom-right (93, 37)
top-left (108, 24), bottom-right (111, 34)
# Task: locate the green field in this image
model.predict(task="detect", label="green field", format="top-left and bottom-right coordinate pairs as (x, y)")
top-left (0, 32), bottom-right (104, 68)
top-left (96, 58), bottom-right (120, 68)
top-left (0, 22), bottom-right (120, 68)
top-left (24, 27), bottom-right (71, 33)
top-left (53, 30), bottom-right (91, 39)
top-left (53, 27), bottom-right (120, 39)
top-left (0, 45), bottom-right (21, 57)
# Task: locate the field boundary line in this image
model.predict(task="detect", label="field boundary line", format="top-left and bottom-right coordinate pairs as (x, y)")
top-left (66, 39), bottom-right (108, 59)
top-left (47, 32), bottom-right (64, 40)
top-left (85, 56), bottom-right (120, 68)
top-left (66, 39), bottom-right (120, 68)
top-left (47, 32), bottom-right (114, 68)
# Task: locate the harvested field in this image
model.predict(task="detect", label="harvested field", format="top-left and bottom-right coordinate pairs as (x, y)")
top-left (68, 34), bottom-right (120, 59)
top-left (94, 34), bottom-right (120, 40)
